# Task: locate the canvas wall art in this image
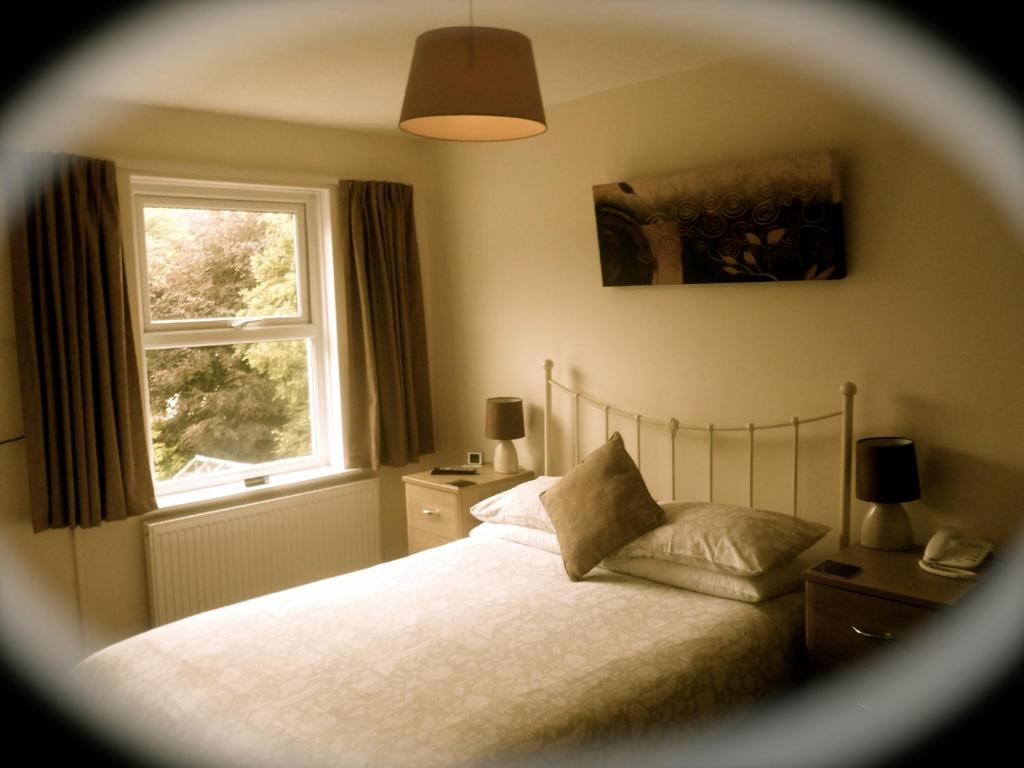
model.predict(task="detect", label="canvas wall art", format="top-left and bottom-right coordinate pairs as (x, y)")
top-left (592, 151), bottom-right (845, 286)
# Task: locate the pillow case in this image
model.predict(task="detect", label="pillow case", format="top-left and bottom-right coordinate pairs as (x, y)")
top-left (615, 500), bottom-right (829, 576)
top-left (468, 521), bottom-right (562, 555)
top-left (469, 476), bottom-right (560, 531)
top-left (602, 555), bottom-right (806, 603)
top-left (541, 432), bottom-right (664, 581)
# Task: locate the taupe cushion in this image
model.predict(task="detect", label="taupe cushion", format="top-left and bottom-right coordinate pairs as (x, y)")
top-left (541, 433), bottom-right (664, 581)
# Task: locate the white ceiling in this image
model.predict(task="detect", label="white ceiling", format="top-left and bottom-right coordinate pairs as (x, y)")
top-left (16, 1), bottom-right (1018, 238)
top-left (70, 0), bottom-right (821, 134)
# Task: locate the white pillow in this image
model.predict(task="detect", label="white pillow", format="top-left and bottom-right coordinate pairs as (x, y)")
top-left (469, 521), bottom-right (561, 555)
top-left (602, 555), bottom-right (806, 603)
top-left (469, 476), bottom-right (561, 531)
top-left (615, 500), bottom-right (829, 575)
top-left (468, 522), bottom-right (803, 603)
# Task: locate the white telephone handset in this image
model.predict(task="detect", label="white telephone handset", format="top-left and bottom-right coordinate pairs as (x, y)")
top-left (920, 527), bottom-right (992, 579)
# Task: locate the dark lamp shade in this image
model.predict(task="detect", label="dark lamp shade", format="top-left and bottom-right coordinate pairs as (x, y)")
top-left (399, 26), bottom-right (547, 141)
top-left (485, 397), bottom-right (525, 440)
top-left (856, 437), bottom-right (921, 503)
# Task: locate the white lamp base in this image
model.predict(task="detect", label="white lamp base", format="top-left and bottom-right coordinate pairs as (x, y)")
top-left (493, 440), bottom-right (519, 474)
top-left (861, 502), bottom-right (914, 551)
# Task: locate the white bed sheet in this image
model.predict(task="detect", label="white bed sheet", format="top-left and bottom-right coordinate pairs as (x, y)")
top-left (73, 536), bottom-right (804, 767)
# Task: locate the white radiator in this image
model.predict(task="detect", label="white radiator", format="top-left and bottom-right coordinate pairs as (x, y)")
top-left (144, 479), bottom-right (380, 626)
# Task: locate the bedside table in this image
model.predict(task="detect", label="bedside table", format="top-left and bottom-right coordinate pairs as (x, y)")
top-left (402, 465), bottom-right (535, 554)
top-left (804, 545), bottom-right (980, 672)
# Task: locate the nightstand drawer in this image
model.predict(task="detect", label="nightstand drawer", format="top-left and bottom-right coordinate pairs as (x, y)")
top-left (405, 485), bottom-right (460, 539)
top-left (407, 527), bottom-right (452, 554)
top-left (402, 466), bottom-right (535, 558)
top-left (806, 582), bottom-right (934, 664)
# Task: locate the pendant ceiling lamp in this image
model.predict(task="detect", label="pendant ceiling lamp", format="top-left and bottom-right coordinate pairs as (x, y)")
top-left (399, 4), bottom-right (546, 141)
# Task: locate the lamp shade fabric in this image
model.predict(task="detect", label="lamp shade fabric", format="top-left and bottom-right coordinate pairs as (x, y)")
top-left (856, 437), bottom-right (921, 503)
top-left (486, 397), bottom-right (525, 440)
top-left (399, 26), bottom-right (546, 141)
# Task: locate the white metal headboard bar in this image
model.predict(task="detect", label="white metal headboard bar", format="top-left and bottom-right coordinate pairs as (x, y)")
top-left (549, 378), bottom-right (843, 431)
top-left (838, 382), bottom-right (856, 549)
top-left (542, 360), bottom-right (857, 547)
top-left (747, 423), bottom-right (755, 507)
top-left (669, 418), bottom-right (679, 501)
top-left (707, 424), bottom-right (715, 502)
top-left (572, 393), bottom-right (580, 465)
top-left (791, 418), bottom-right (801, 517)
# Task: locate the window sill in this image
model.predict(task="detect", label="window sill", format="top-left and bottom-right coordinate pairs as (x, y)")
top-left (146, 465), bottom-right (372, 521)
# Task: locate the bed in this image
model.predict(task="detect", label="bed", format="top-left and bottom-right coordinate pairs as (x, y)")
top-left (72, 361), bottom-right (857, 768)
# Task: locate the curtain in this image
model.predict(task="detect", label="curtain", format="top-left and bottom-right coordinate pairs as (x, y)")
top-left (340, 180), bottom-right (434, 469)
top-left (6, 152), bottom-right (156, 532)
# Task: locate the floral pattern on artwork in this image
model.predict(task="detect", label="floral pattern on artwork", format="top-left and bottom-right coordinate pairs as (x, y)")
top-left (593, 151), bottom-right (846, 285)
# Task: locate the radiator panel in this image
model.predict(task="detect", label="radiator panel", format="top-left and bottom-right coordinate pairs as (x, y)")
top-left (144, 480), bottom-right (380, 626)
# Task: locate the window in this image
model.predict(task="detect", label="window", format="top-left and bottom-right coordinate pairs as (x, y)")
top-left (130, 177), bottom-right (340, 496)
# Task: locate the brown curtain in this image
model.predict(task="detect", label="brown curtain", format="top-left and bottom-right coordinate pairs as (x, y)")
top-left (6, 152), bottom-right (156, 532)
top-left (340, 180), bottom-right (434, 469)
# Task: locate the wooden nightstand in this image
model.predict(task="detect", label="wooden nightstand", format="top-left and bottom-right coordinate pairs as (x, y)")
top-left (804, 545), bottom-right (980, 672)
top-left (402, 465), bottom-right (535, 554)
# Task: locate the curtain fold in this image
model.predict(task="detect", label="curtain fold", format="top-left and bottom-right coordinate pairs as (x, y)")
top-left (6, 152), bottom-right (156, 532)
top-left (340, 180), bottom-right (434, 469)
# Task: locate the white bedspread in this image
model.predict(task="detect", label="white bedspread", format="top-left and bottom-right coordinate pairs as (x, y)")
top-left (73, 537), bottom-right (803, 768)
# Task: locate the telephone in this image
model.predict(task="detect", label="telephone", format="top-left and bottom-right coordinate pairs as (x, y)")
top-left (919, 527), bottom-right (992, 579)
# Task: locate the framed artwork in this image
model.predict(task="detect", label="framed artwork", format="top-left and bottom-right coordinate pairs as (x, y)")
top-left (592, 151), bottom-right (846, 286)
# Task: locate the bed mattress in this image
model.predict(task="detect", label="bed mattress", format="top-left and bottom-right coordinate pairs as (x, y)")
top-left (73, 536), bottom-right (804, 767)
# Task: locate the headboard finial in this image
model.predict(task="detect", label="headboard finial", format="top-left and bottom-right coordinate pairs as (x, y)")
top-left (543, 360), bottom-right (554, 377)
top-left (841, 381), bottom-right (858, 396)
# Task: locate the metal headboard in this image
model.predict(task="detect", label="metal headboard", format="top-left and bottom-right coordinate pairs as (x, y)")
top-left (542, 360), bottom-right (857, 549)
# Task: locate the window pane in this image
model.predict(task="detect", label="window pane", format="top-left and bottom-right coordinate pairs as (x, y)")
top-left (144, 207), bottom-right (300, 321)
top-left (146, 340), bottom-right (313, 482)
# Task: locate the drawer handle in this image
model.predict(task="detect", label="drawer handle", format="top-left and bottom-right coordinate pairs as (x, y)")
top-left (851, 625), bottom-right (895, 641)
top-left (420, 508), bottom-right (439, 517)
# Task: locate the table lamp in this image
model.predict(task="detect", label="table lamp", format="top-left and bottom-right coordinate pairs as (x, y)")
top-left (856, 437), bottom-right (920, 551)
top-left (486, 397), bottom-right (525, 474)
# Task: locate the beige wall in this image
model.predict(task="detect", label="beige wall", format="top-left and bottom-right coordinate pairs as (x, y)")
top-left (423, 51), bottom-right (1024, 553)
top-left (0, 103), bottom-right (448, 658)
top-left (2, 46), bottom-right (1022, 661)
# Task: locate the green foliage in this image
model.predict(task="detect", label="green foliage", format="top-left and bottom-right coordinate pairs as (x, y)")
top-left (241, 215), bottom-right (299, 317)
top-left (144, 208), bottom-right (312, 481)
top-left (243, 341), bottom-right (312, 459)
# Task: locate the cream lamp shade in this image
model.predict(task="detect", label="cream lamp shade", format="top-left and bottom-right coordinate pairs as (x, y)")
top-left (856, 437), bottom-right (921, 551)
top-left (399, 26), bottom-right (547, 141)
top-left (486, 397), bottom-right (525, 473)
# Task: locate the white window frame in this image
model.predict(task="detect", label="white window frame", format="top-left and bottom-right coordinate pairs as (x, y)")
top-left (130, 176), bottom-right (342, 497)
